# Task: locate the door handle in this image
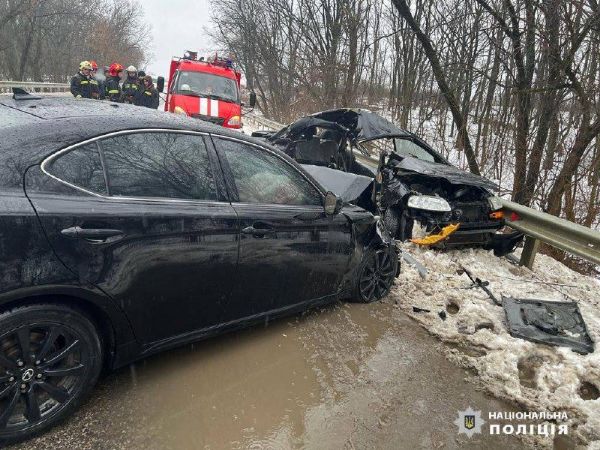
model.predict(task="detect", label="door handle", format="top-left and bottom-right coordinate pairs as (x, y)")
top-left (241, 224), bottom-right (275, 237)
top-left (61, 226), bottom-right (124, 242)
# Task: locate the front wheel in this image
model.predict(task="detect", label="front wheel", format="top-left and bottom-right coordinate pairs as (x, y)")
top-left (383, 207), bottom-right (413, 241)
top-left (352, 247), bottom-right (399, 303)
top-left (0, 304), bottom-right (102, 445)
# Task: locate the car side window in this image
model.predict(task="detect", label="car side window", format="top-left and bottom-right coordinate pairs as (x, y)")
top-left (99, 132), bottom-right (218, 201)
top-left (45, 143), bottom-right (107, 195)
top-left (216, 138), bottom-right (322, 206)
top-left (393, 138), bottom-right (436, 163)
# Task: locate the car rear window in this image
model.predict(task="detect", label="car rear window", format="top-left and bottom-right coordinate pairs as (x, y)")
top-left (45, 143), bottom-right (107, 195)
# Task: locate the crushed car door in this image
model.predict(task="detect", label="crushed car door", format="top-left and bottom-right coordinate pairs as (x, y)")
top-left (24, 131), bottom-right (239, 346)
top-left (211, 135), bottom-right (354, 321)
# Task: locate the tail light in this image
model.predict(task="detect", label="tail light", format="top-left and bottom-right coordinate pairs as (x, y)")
top-left (489, 211), bottom-right (504, 220)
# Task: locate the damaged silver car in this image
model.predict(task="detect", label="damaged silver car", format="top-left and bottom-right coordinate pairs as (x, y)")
top-left (253, 108), bottom-right (522, 255)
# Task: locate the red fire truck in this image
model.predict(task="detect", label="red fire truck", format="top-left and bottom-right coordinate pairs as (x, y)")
top-left (164, 51), bottom-right (254, 129)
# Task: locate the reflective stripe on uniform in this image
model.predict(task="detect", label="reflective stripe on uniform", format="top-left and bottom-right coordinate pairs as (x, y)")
top-left (80, 80), bottom-right (89, 85)
top-left (90, 80), bottom-right (98, 85)
top-left (145, 91), bottom-right (152, 96)
top-left (108, 90), bottom-right (119, 94)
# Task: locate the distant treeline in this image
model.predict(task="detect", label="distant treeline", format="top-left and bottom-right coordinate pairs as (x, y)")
top-left (0, 0), bottom-right (151, 83)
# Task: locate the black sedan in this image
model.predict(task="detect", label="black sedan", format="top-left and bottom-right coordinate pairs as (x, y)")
top-left (0, 94), bottom-right (398, 443)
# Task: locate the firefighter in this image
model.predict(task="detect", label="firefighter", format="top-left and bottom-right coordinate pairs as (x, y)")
top-left (137, 70), bottom-right (146, 90)
top-left (89, 61), bottom-right (101, 99)
top-left (104, 63), bottom-right (124, 102)
top-left (121, 65), bottom-right (140, 104)
top-left (70, 61), bottom-right (93, 99)
top-left (136, 75), bottom-right (159, 109)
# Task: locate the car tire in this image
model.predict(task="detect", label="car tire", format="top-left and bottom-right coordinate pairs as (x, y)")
top-left (0, 304), bottom-right (103, 445)
top-left (351, 247), bottom-right (399, 303)
top-left (383, 207), bottom-right (413, 241)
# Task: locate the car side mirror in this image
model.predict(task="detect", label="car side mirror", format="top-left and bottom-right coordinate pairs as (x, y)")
top-left (249, 91), bottom-right (257, 108)
top-left (324, 191), bottom-right (342, 215)
top-left (157, 76), bottom-right (165, 93)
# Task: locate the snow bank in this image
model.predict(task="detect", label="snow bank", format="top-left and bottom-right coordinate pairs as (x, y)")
top-left (389, 244), bottom-right (600, 447)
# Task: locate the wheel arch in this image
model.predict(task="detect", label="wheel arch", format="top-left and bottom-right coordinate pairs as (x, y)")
top-left (0, 286), bottom-right (137, 370)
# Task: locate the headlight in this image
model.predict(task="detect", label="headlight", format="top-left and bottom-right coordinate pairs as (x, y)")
top-left (488, 196), bottom-right (503, 211)
top-left (227, 115), bottom-right (241, 127)
top-left (407, 195), bottom-right (451, 212)
top-left (173, 106), bottom-right (187, 115)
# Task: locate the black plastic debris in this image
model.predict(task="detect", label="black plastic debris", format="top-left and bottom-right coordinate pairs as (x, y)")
top-left (503, 297), bottom-right (595, 354)
top-left (412, 306), bottom-right (431, 313)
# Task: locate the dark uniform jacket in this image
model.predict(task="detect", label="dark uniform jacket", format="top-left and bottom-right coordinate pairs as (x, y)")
top-left (104, 76), bottom-right (122, 102)
top-left (136, 86), bottom-right (160, 109)
top-left (70, 72), bottom-right (93, 99)
top-left (89, 77), bottom-right (101, 99)
top-left (121, 77), bottom-right (140, 104)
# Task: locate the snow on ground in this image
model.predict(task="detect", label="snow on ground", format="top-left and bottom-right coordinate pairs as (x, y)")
top-left (390, 243), bottom-right (600, 447)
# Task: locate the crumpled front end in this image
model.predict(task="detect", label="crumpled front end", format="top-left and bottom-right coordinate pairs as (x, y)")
top-left (381, 164), bottom-right (521, 255)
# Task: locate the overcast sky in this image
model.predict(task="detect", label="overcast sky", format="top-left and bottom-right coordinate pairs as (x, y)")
top-left (142, 0), bottom-right (216, 77)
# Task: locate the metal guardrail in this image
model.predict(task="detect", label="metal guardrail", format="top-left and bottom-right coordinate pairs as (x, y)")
top-left (244, 112), bottom-right (283, 131)
top-left (243, 112), bottom-right (600, 269)
top-left (0, 81), bottom-right (70, 94)
top-left (501, 199), bottom-right (600, 268)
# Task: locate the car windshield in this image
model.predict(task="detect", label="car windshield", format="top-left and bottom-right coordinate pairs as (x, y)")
top-left (393, 138), bottom-right (437, 163)
top-left (174, 71), bottom-right (239, 103)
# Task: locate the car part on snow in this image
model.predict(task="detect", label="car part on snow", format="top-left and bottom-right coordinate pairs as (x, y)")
top-left (485, 231), bottom-right (524, 257)
top-left (502, 297), bottom-right (594, 354)
top-left (460, 265), bottom-right (502, 306)
top-left (411, 223), bottom-right (460, 246)
top-left (412, 306), bottom-right (431, 313)
top-left (399, 249), bottom-right (428, 279)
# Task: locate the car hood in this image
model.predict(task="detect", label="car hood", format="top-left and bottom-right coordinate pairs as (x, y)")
top-left (390, 156), bottom-right (498, 190)
top-left (302, 164), bottom-right (373, 203)
top-left (271, 108), bottom-right (411, 142)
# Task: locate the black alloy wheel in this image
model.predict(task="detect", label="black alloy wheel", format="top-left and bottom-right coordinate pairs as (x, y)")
top-left (356, 248), bottom-right (398, 303)
top-left (0, 305), bottom-right (102, 444)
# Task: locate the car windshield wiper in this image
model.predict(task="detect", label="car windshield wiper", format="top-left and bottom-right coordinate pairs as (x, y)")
top-left (205, 94), bottom-right (237, 104)
top-left (177, 90), bottom-right (204, 98)
top-left (177, 91), bottom-right (237, 104)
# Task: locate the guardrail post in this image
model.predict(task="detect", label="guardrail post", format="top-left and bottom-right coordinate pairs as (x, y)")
top-left (520, 235), bottom-right (540, 269)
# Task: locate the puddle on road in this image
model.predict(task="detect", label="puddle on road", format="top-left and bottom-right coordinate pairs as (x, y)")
top-left (16, 300), bottom-right (521, 450)
top-left (126, 301), bottom-right (394, 449)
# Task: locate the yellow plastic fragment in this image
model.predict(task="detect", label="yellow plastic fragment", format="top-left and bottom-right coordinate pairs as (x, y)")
top-left (411, 223), bottom-right (460, 246)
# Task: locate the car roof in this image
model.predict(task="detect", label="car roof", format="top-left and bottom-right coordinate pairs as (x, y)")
top-left (0, 95), bottom-right (278, 188)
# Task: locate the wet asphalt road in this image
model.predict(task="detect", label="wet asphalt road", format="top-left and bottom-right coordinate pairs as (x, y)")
top-left (13, 300), bottom-right (525, 450)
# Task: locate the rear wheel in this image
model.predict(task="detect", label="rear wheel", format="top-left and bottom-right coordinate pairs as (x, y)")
top-left (0, 304), bottom-right (102, 444)
top-left (352, 247), bottom-right (399, 303)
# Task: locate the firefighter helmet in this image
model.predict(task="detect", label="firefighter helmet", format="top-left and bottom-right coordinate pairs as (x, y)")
top-left (89, 60), bottom-right (98, 70)
top-left (126, 65), bottom-right (137, 73)
top-left (108, 63), bottom-right (124, 77)
top-left (79, 61), bottom-right (92, 71)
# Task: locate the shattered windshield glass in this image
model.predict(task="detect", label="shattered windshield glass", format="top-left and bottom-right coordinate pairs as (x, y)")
top-left (394, 138), bottom-right (436, 162)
